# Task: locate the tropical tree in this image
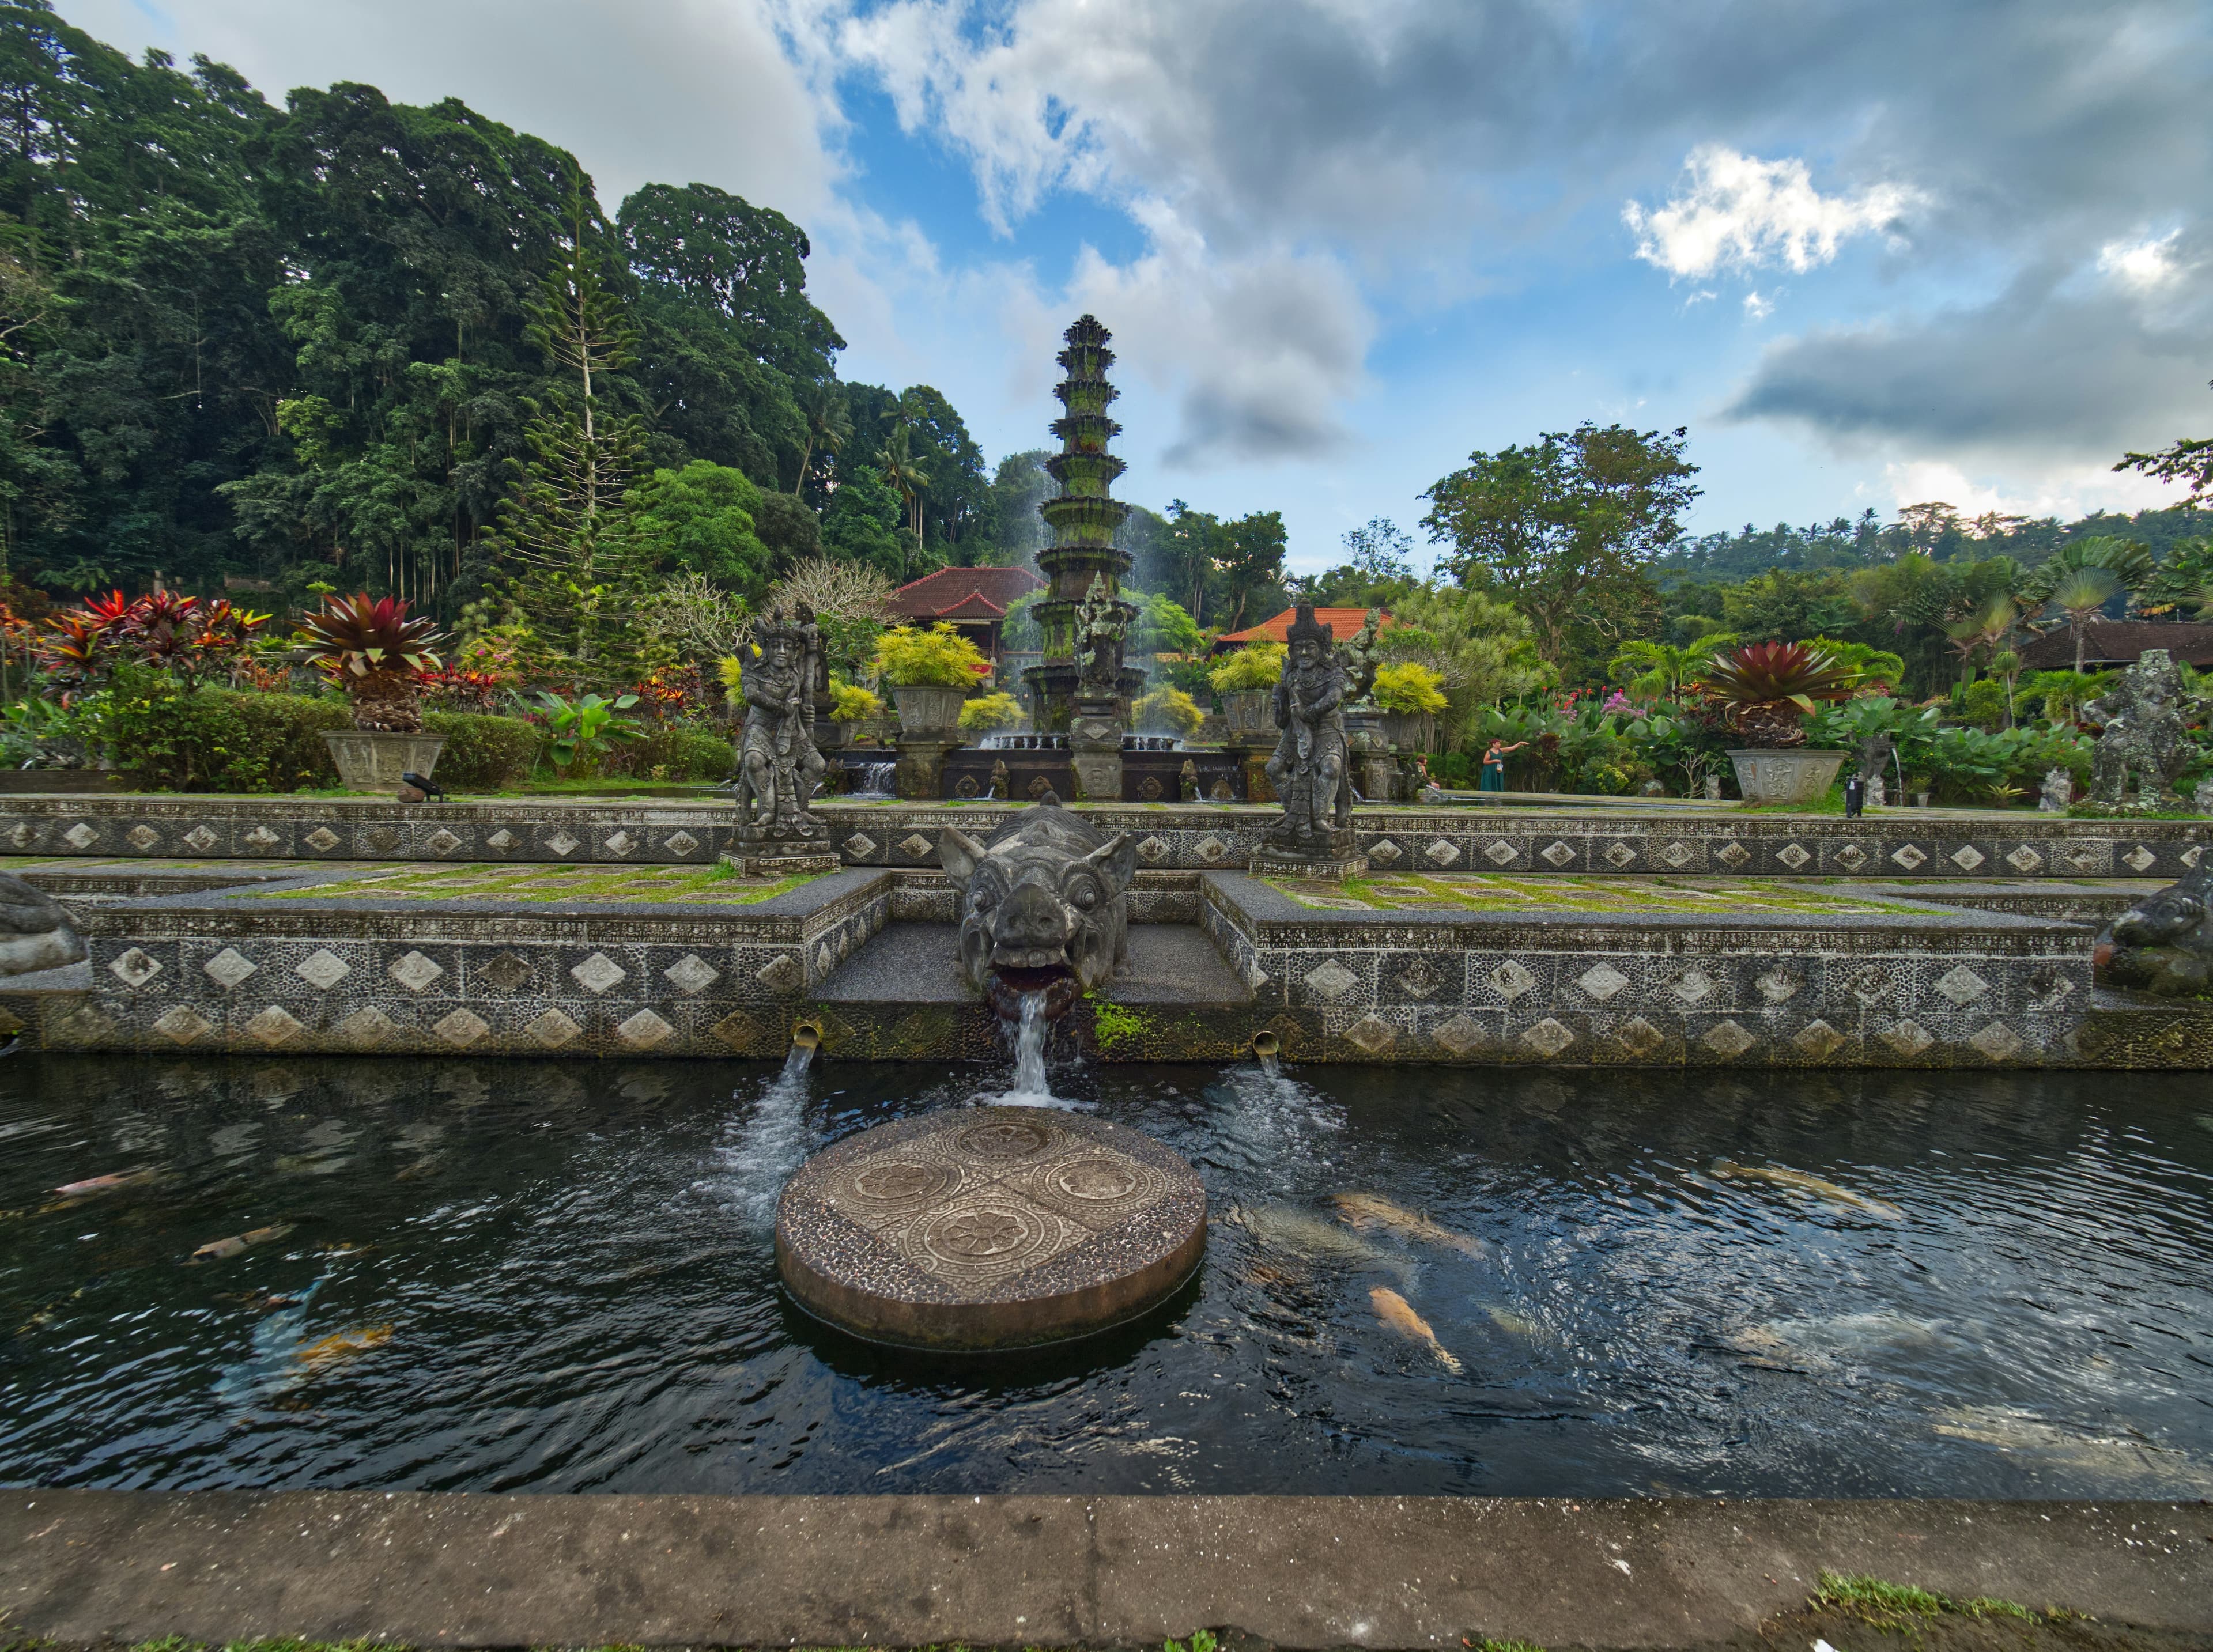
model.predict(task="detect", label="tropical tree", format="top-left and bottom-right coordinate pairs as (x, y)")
top-left (2042, 568), bottom-right (2123, 675)
top-left (1609, 634), bottom-right (1738, 701)
top-left (877, 423), bottom-right (930, 578)
top-left (2022, 535), bottom-right (2152, 604)
top-left (792, 380), bottom-right (851, 496)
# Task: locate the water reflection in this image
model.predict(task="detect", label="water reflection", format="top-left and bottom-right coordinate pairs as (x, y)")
top-left (1, 1054), bottom-right (2209, 1499)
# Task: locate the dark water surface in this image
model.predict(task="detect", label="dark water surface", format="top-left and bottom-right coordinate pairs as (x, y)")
top-left (2, 1051), bottom-right (2211, 1498)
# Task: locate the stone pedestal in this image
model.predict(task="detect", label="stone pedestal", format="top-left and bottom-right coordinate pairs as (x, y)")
top-left (895, 739), bottom-right (957, 800)
top-left (1251, 829), bottom-right (1367, 881)
top-left (776, 1106), bottom-right (1207, 1351)
top-left (1068, 694), bottom-right (1123, 803)
top-left (720, 845), bottom-right (841, 876)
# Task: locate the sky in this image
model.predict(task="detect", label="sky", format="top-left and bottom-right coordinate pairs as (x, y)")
top-left (63, 0), bottom-right (2213, 573)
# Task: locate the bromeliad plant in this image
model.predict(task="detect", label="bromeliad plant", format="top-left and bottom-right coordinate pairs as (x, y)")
top-left (1698, 641), bottom-right (1855, 748)
top-left (295, 593), bottom-right (447, 732)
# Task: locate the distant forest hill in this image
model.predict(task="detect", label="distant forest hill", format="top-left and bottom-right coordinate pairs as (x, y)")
top-left (1653, 503), bottom-right (2213, 587)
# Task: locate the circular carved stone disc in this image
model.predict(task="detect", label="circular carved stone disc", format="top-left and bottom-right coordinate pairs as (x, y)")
top-left (775, 1106), bottom-right (1207, 1351)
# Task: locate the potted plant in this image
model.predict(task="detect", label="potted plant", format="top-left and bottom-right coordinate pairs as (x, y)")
top-left (1373, 660), bottom-right (1447, 753)
top-left (1209, 642), bottom-right (1284, 739)
top-left (871, 623), bottom-right (988, 736)
top-left (296, 593), bottom-right (449, 792)
top-left (1701, 641), bottom-right (1855, 806)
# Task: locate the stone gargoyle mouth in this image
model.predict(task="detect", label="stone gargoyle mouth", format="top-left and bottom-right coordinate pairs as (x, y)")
top-left (985, 958), bottom-right (1083, 1023)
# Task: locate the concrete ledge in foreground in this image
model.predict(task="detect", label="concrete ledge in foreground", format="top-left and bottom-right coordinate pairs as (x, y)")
top-left (3, 1491), bottom-right (2210, 1649)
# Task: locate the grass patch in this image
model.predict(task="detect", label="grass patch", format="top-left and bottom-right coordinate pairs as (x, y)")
top-left (262, 863), bottom-right (814, 906)
top-left (1814, 1570), bottom-right (2043, 1630)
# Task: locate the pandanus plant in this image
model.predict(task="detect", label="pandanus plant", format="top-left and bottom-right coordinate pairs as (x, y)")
top-left (1699, 641), bottom-right (1855, 748)
top-left (294, 593), bottom-right (447, 732)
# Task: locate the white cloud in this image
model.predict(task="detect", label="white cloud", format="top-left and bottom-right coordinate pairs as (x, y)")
top-left (1742, 290), bottom-right (1774, 321)
top-left (1624, 145), bottom-right (1925, 279)
top-left (1882, 457), bottom-right (2185, 522)
top-left (2096, 228), bottom-right (2189, 294)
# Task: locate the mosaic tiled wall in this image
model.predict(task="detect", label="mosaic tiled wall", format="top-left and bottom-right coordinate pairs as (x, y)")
top-left (0, 795), bottom-right (2200, 880)
top-left (50, 871), bottom-right (892, 1058)
top-left (1200, 874), bottom-right (2121, 1068)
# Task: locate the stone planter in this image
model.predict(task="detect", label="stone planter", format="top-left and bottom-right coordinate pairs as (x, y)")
top-left (1728, 747), bottom-right (1846, 807)
top-left (890, 685), bottom-right (967, 738)
top-left (323, 730), bottom-right (447, 794)
top-left (1381, 710), bottom-right (1439, 754)
top-left (1221, 690), bottom-right (1274, 739)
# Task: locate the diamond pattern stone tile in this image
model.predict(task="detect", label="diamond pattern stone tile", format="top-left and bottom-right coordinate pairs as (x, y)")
top-left (1776, 842), bottom-right (1810, 870)
top-left (1431, 1014), bottom-right (1485, 1057)
top-left (1656, 841), bottom-right (1693, 870)
top-left (2005, 845), bottom-right (2044, 873)
top-left (1487, 960), bottom-right (1537, 1000)
top-left (527, 1008), bottom-right (583, 1049)
top-left (2124, 845), bottom-right (2157, 872)
top-left (1880, 1019), bottom-right (1933, 1056)
top-left (479, 952), bottom-right (531, 991)
top-left (1970, 1021), bottom-right (2022, 1060)
top-left (109, 948), bottom-right (161, 988)
top-left (663, 953), bottom-right (722, 995)
top-left (1846, 966), bottom-right (1893, 1004)
top-left (843, 834), bottom-right (878, 859)
top-left (1793, 1020), bottom-right (1845, 1059)
top-left (756, 953), bottom-right (803, 992)
top-left (664, 831), bottom-right (700, 856)
top-left (1519, 1018), bottom-right (1574, 1057)
top-left (1701, 1020), bottom-right (1756, 1057)
top-left (486, 829), bottom-right (518, 851)
top-left (129, 825), bottom-right (160, 850)
top-left (617, 1008), bottom-right (676, 1050)
top-left (570, 951), bottom-right (628, 995)
top-left (1483, 839), bottom-right (1519, 867)
top-left (433, 1009), bottom-right (490, 1049)
top-left (243, 826), bottom-right (281, 850)
top-left (304, 827), bottom-right (341, 852)
top-left (201, 948), bottom-right (257, 990)
top-left (244, 1005), bottom-right (303, 1047)
top-left (711, 1010), bottom-right (759, 1050)
top-left (1890, 845), bottom-right (1927, 870)
top-left (1755, 969), bottom-right (1802, 1003)
top-left (1576, 962), bottom-right (1630, 1002)
top-left (1950, 845), bottom-right (1985, 871)
top-left (1614, 1016), bottom-right (1665, 1057)
top-left (335, 1006), bottom-right (396, 1045)
top-left (1367, 838), bottom-right (1402, 868)
top-left (424, 829), bottom-right (463, 856)
top-left (546, 830), bottom-right (581, 857)
top-left (63, 823), bottom-right (96, 850)
top-left (1715, 841), bottom-right (1751, 868)
top-left (1425, 838), bottom-right (1460, 868)
top-left (1934, 965), bottom-right (1988, 1005)
top-left (387, 950), bottom-right (445, 993)
top-left (1302, 960), bottom-right (1359, 1001)
top-left (1667, 967), bottom-right (1715, 1005)
top-left (1539, 841), bottom-right (1576, 868)
top-left (1136, 835), bottom-right (1171, 865)
top-left (898, 833), bottom-right (935, 860)
top-left (1834, 844), bottom-right (1869, 872)
top-left (1602, 842), bottom-right (1637, 869)
top-left (1195, 835), bottom-right (1230, 864)
top-left (605, 830), bottom-right (638, 857)
top-left (294, 950), bottom-right (350, 991)
top-left (1342, 1014), bottom-right (1397, 1054)
top-left (152, 1006), bottom-right (212, 1045)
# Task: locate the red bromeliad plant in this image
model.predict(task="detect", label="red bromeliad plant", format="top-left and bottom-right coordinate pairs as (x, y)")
top-left (34, 589), bottom-right (269, 689)
top-left (1698, 641), bottom-right (1855, 748)
top-left (294, 593), bottom-right (448, 732)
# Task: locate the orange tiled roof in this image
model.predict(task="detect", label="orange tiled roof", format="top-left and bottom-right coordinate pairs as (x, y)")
top-left (1217, 606), bottom-right (1393, 645)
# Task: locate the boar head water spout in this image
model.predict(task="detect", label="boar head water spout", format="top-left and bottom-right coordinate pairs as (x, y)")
top-left (938, 796), bottom-right (1136, 1021)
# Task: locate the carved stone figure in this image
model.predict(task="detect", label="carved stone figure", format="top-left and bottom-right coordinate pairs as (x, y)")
top-left (990, 757), bottom-right (1011, 800)
top-left (2040, 768), bottom-right (2075, 812)
top-left (0, 872), bottom-right (83, 976)
top-left (939, 796), bottom-right (1136, 1022)
top-left (1074, 573), bottom-right (1127, 695)
top-left (1179, 757), bottom-right (1200, 802)
top-left (1264, 604), bottom-right (1351, 848)
top-left (2096, 859), bottom-right (2213, 998)
top-left (1337, 608), bottom-right (1383, 708)
top-left (1855, 731), bottom-right (1894, 787)
top-left (734, 604), bottom-right (827, 840)
top-left (2084, 649), bottom-right (2206, 804)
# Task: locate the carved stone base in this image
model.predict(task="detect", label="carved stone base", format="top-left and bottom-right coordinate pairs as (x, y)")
top-left (1357, 751), bottom-right (1399, 803)
top-left (1069, 695), bottom-right (1123, 803)
top-left (894, 740), bottom-right (957, 800)
top-left (719, 850), bottom-right (841, 876)
top-left (1250, 845), bottom-right (1369, 880)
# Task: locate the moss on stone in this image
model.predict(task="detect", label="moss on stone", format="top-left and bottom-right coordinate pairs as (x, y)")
top-left (261, 863), bottom-right (814, 906)
top-left (1090, 999), bottom-right (1147, 1052)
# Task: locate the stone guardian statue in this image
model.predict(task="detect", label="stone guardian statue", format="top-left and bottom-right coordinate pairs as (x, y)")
top-left (734, 603), bottom-right (828, 843)
top-left (1258, 604), bottom-right (1358, 868)
top-left (2084, 649), bottom-right (2206, 806)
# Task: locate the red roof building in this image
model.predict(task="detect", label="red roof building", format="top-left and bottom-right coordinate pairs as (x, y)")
top-left (1212, 606), bottom-right (1393, 654)
top-left (2015, 620), bottom-right (2213, 672)
top-left (883, 565), bottom-right (1045, 660)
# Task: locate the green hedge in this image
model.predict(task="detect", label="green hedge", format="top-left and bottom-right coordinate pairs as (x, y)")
top-left (618, 727), bottom-right (733, 781)
top-left (422, 712), bottom-right (542, 789)
top-left (108, 686), bottom-right (351, 793)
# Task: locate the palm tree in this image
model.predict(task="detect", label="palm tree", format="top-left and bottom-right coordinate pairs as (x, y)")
top-left (1608, 634), bottom-right (1737, 702)
top-left (2023, 535), bottom-right (2153, 606)
top-left (878, 424), bottom-right (930, 579)
top-left (1942, 596), bottom-right (2017, 685)
top-left (2046, 567), bottom-right (2123, 676)
top-left (792, 381), bottom-right (852, 496)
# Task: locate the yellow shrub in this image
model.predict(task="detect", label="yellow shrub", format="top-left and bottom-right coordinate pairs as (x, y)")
top-left (830, 680), bottom-right (885, 722)
top-left (1132, 685), bottom-right (1205, 735)
top-left (1373, 660), bottom-right (1447, 714)
top-left (871, 622), bottom-right (990, 688)
top-left (1209, 642), bottom-right (1285, 693)
top-left (958, 691), bottom-right (1021, 732)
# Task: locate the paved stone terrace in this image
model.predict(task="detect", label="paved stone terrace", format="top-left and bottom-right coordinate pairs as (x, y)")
top-left (0, 791), bottom-right (2200, 879)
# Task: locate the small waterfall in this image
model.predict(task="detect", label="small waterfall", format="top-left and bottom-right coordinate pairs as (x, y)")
top-left (1004, 990), bottom-right (1052, 1103)
top-left (1258, 1049), bottom-right (1282, 1082)
top-left (848, 759), bottom-right (896, 798)
top-left (715, 1042), bottom-right (817, 1222)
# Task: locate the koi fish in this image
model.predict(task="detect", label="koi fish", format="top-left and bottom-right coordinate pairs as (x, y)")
top-left (1329, 1192), bottom-right (1487, 1257)
top-left (294, 1324), bottom-right (392, 1368)
top-left (1710, 1159), bottom-right (1903, 1219)
top-left (189, 1224), bottom-right (294, 1264)
top-left (53, 1166), bottom-right (158, 1197)
top-left (1370, 1286), bottom-right (1462, 1373)
top-left (1223, 1204), bottom-right (1414, 1281)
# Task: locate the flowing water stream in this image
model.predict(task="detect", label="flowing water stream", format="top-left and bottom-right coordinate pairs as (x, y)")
top-left (3, 1053), bottom-right (2211, 1498)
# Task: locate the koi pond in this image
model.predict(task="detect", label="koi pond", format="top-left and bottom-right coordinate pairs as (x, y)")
top-left (2, 1051), bottom-right (2210, 1499)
